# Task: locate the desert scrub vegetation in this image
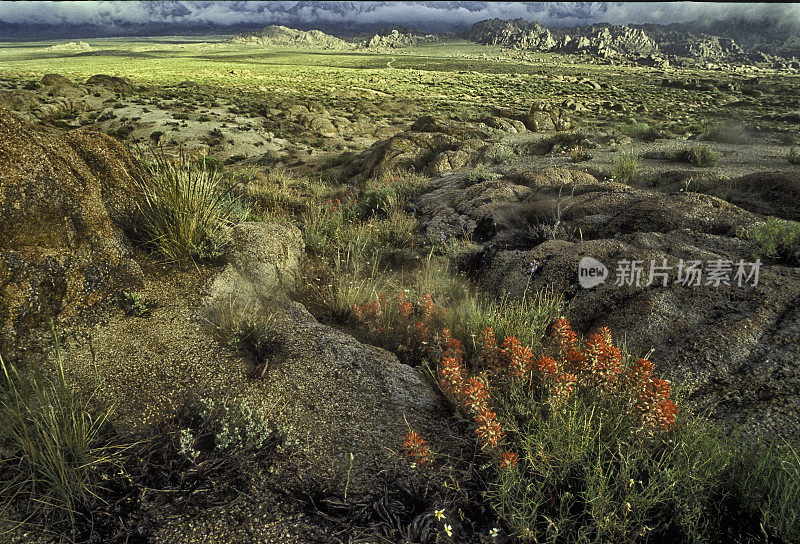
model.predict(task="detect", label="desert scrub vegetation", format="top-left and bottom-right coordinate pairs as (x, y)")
top-left (133, 148), bottom-right (245, 264)
top-left (612, 151), bottom-right (639, 183)
top-left (617, 121), bottom-right (663, 141)
top-left (400, 319), bottom-right (800, 543)
top-left (748, 216), bottom-right (800, 265)
top-left (788, 146), bottom-right (800, 165)
top-left (667, 144), bottom-right (721, 167)
top-left (0, 346), bottom-right (126, 535)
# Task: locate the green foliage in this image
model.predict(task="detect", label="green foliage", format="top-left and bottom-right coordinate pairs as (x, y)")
top-left (106, 124), bottom-right (134, 140)
top-left (748, 216), bottom-right (800, 264)
top-left (468, 164), bottom-right (497, 183)
top-left (450, 289), bottom-right (563, 358)
top-left (668, 145), bottom-right (720, 167)
top-left (0, 347), bottom-right (125, 532)
top-left (612, 151), bottom-right (639, 183)
top-left (570, 145), bottom-right (592, 162)
top-left (180, 396), bottom-right (293, 457)
top-left (134, 148), bottom-right (242, 264)
top-left (122, 290), bottom-right (151, 317)
top-left (701, 120), bottom-right (751, 144)
top-left (618, 121), bottom-right (662, 141)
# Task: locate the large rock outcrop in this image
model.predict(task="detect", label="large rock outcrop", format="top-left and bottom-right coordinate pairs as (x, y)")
top-left (0, 106), bottom-right (145, 357)
top-left (416, 167), bottom-right (800, 438)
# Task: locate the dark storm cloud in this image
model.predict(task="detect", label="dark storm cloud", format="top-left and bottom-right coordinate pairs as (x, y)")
top-left (0, 2), bottom-right (798, 31)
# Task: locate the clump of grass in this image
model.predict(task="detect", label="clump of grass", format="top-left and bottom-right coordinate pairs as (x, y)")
top-left (701, 120), bottom-right (751, 144)
top-left (570, 145), bottom-right (592, 162)
top-left (618, 121), bottom-right (662, 141)
top-left (134, 148), bottom-right (241, 264)
top-left (0, 346), bottom-right (125, 533)
top-left (787, 146), bottom-right (800, 165)
top-left (668, 144), bottom-right (720, 167)
top-left (485, 143), bottom-right (514, 165)
top-left (449, 288), bottom-right (563, 358)
top-left (468, 164), bottom-right (497, 183)
top-left (612, 151), bottom-right (639, 183)
top-left (748, 216), bottom-right (800, 264)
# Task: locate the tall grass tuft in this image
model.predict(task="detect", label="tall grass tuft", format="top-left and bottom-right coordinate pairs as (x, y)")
top-left (134, 148), bottom-right (240, 264)
top-left (0, 343), bottom-right (124, 532)
top-left (612, 152), bottom-right (639, 183)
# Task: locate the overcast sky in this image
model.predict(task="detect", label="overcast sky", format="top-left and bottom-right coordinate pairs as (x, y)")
top-left (0, 2), bottom-right (797, 33)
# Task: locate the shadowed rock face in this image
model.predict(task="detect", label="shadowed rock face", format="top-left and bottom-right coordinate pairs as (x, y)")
top-left (416, 166), bottom-right (800, 438)
top-left (0, 106), bottom-right (145, 358)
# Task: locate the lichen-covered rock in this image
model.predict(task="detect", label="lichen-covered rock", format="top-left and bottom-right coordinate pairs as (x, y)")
top-left (85, 74), bottom-right (134, 93)
top-left (40, 73), bottom-right (74, 87)
top-left (352, 115), bottom-right (493, 178)
top-left (0, 107), bottom-right (144, 357)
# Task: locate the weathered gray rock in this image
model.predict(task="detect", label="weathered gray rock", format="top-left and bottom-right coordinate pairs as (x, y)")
top-left (204, 222), bottom-right (304, 311)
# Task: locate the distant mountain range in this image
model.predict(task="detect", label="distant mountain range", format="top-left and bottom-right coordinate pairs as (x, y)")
top-left (0, 1), bottom-right (797, 63)
top-left (466, 17), bottom-right (799, 63)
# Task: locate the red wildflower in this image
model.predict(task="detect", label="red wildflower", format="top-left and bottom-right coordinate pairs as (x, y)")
top-left (461, 376), bottom-right (489, 415)
top-left (403, 429), bottom-right (431, 464)
top-left (552, 318), bottom-right (580, 359)
top-left (499, 450), bottom-right (519, 469)
top-left (399, 301), bottom-right (414, 317)
top-left (414, 320), bottom-right (430, 341)
top-left (420, 293), bottom-right (435, 319)
top-left (475, 408), bottom-right (504, 450)
top-left (501, 336), bottom-right (533, 379)
top-left (552, 372), bottom-right (577, 403)
top-left (439, 355), bottom-right (464, 399)
top-left (534, 356), bottom-right (560, 379)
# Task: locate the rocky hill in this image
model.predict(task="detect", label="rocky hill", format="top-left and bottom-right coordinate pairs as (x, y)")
top-left (230, 25), bottom-right (355, 50)
top-left (467, 18), bottom-right (797, 65)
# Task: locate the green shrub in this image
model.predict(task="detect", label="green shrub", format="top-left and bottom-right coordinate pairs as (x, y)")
top-left (613, 151), bottom-right (639, 183)
top-left (418, 318), bottom-right (800, 543)
top-left (748, 216), bottom-right (800, 264)
top-left (178, 395), bottom-right (294, 459)
top-left (134, 148), bottom-right (240, 264)
top-left (668, 145), bottom-right (720, 167)
top-left (570, 146), bottom-right (592, 162)
top-left (619, 121), bottom-right (662, 141)
top-left (701, 120), bottom-right (751, 144)
top-left (468, 164), bottom-right (497, 183)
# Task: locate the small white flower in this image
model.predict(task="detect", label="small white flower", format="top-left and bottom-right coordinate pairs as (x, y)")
top-left (410, 462), bottom-right (417, 469)
top-left (489, 527), bottom-right (500, 538)
top-left (444, 524), bottom-right (453, 537)
top-left (434, 508), bottom-right (446, 521)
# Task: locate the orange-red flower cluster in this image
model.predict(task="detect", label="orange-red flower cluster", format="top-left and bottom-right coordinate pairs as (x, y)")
top-left (403, 429), bottom-right (431, 465)
top-left (475, 408), bottom-right (504, 450)
top-left (499, 450), bottom-right (519, 469)
top-left (500, 336), bottom-right (534, 379)
top-left (624, 358), bottom-right (678, 431)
